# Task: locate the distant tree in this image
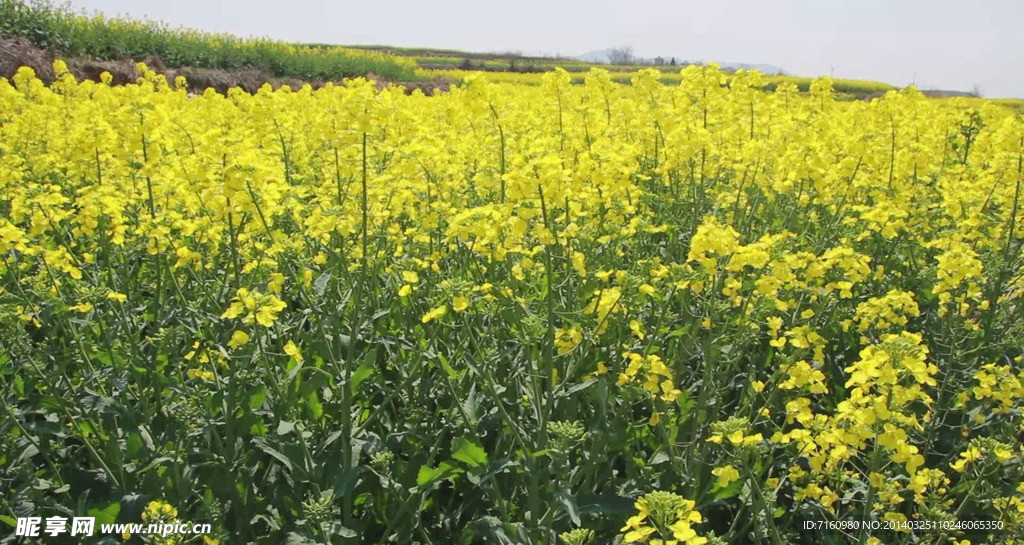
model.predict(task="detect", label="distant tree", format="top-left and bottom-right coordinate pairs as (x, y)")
top-left (607, 46), bottom-right (634, 65)
top-left (670, 57), bottom-right (677, 66)
top-left (970, 83), bottom-right (983, 98)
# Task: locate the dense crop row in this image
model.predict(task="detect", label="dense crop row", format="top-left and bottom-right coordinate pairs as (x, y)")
top-left (0, 0), bottom-right (417, 81)
top-left (0, 64), bottom-right (1022, 544)
top-left (423, 68), bottom-right (896, 98)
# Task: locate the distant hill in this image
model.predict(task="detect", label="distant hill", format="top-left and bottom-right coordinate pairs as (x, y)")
top-left (719, 62), bottom-right (786, 75)
top-left (577, 50), bottom-right (614, 63)
top-left (577, 49), bottom-right (785, 75)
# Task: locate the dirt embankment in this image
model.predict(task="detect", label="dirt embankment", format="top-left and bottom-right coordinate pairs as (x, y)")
top-left (0, 37), bottom-right (450, 95)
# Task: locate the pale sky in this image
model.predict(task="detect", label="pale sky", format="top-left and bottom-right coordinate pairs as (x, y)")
top-left (69, 0), bottom-right (1024, 98)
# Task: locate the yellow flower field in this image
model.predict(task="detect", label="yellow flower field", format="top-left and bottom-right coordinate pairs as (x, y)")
top-left (1, 62), bottom-right (1022, 544)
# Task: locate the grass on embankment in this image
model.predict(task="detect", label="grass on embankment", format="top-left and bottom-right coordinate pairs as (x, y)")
top-left (0, 0), bottom-right (417, 81)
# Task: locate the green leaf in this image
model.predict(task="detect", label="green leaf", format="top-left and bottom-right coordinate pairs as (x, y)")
top-left (451, 437), bottom-right (487, 468)
top-left (248, 387), bottom-right (266, 410)
top-left (472, 516), bottom-right (516, 545)
top-left (284, 532), bottom-right (318, 545)
top-left (333, 468), bottom-right (360, 498)
top-left (313, 272), bottom-right (331, 297)
top-left (416, 461), bottom-right (460, 486)
top-left (555, 489), bottom-right (580, 526)
top-left (0, 515), bottom-right (16, 528)
top-left (253, 437), bottom-right (294, 472)
top-left (305, 390), bottom-right (323, 420)
top-left (285, 358), bottom-right (303, 379)
top-left (576, 494), bottom-right (635, 515)
top-left (331, 524), bottom-right (357, 538)
top-left (76, 420), bottom-right (94, 438)
top-left (139, 426), bottom-right (156, 451)
top-left (324, 429), bottom-right (344, 448)
top-left (88, 502), bottom-right (121, 526)
top-left (351, 363), bottom-right (374, 392)
top-left (276, 421), bottom-right (295, 435)
top-left (651, 451), bottom-right (672, 465)
top-left (439, 354), bottom-right (463, 379)
top-left (559, 379), bottom-right (596, 397)
top-left (125, 433), bottom-right (144, 458)
top-left (713, 478), bottom-right (744, 500)
top-left (135, 456), bottom-right (172, 475)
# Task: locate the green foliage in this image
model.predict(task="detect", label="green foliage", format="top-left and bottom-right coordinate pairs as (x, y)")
top-left (763, 75), bottom-right (895, 95)
top-left (0, 0), bottom-right (417, 80)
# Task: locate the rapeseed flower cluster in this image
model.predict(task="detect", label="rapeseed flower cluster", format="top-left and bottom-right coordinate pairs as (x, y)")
top-left (620, 491), bottom-right (706, 545)
top-left (617, 352), bottom-right (682, 404)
